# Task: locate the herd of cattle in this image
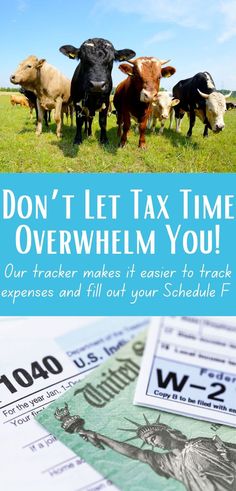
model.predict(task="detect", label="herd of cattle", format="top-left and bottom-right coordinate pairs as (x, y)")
top-left (9, 37), bottom-right (234, 148)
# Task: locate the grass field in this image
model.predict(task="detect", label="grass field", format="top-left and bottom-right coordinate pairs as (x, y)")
top-left (0, 92), bottom-right (236, 173)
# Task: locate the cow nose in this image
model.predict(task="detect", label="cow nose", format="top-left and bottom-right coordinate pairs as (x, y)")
top-left (10, 75), bottom-right (16, 82)
top-left (215, 124), bottom-right (224, 132)
top-left (141, 90), bottom-right (158, 103)
top-left (89, 81), bottom-right (106, 92)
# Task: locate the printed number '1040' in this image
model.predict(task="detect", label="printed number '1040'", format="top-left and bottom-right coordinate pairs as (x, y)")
top-left (0, 356), bottom-right (63, 394)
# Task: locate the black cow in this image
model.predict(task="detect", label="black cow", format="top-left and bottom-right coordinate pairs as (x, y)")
top-left (19, 87), bottom-right (51, 126)
top-left (59, 38), bottom-right (135, 144)
top-left (172, 72), bottom-right (231, 137)
top-left (226, 102), bottom-right (236, 110)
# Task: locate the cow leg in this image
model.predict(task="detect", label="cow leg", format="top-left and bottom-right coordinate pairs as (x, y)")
top-left (117, 112), bottom-right (123, 138)
top-left (176, 118), bottom-right (181, 132)
top-left (35, 100), bottom-right (44, 136)
top-left (74, 104), bottom-right (85, 144)
top-left (120, 112), bottom-right (131, 147)
top-left (151, 116), bottom-right (157, 133)
top-left (84, 117), bottom-right (92, 136)
top-left (147, 115), bottom-right (153, 130)
top-left (44, 111), bottom-right (49, 127)
top-left (84, 117), bottom-right (88, 136)
top-left (203, 125), bottom-right (209, 137)
top-left (159, 119), bottom-right (165, 135)
top-left (174, 107), bottom-right (184, 133)
top-left (34, 104), bottom-right (39, 125)
top-left (88, 116), bottom-right (93, 136)
top-left (55, 98), bottom-right (63, 138)
top-left (138, 118), bottom-right (148, 148)
top-left (69, 105), bottom-right (73, 127)
top-left (65, 108), bottom-right (69, 125)
top-left (99, 108), bottom-right (109, 144)
top-left (187, 109), bottom-right (195, 137)
top-left (169, 108), bottom-right (174, 129)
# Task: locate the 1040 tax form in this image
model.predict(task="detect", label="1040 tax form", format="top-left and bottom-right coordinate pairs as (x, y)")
top-left (0, 317), bottom-right (148, 491)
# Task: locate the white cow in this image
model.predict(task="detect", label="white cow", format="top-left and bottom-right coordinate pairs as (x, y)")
top-left (148, 91), bottom-right (179, 134)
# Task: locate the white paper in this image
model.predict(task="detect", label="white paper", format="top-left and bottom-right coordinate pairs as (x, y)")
top-left (134, 316), bottom-right (236, 427)
top-left (0, 317), bottom-right (149, 491)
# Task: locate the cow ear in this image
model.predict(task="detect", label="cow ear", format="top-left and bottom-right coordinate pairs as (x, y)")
top-left (36, 59), bottom-right (46, 69)
top-left (119, 63), bottom-right (134, 76)
top-left (115, 49), bottom-right (136, 62)
top-left (161, 66), bottom-right (176, 78)
top-left (171, 98), bottom-right (180, 107)
top-left (59, 45), bottom-right (81, 60)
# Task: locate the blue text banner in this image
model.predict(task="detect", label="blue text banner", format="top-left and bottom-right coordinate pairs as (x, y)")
top-left (0, 173), bottom-right (235, 315)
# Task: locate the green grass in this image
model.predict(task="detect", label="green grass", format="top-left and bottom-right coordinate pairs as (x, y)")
top-left (0, 93), bottom-right (236, 173)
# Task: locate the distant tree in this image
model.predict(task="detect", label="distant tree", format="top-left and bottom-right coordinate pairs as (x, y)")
top-left (0, 87), bottom-right (20, 92)
top-left (220, 89), bottom-right (236, 98)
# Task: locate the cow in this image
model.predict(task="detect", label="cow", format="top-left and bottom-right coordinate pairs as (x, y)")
top-left (226, 101), bottom-right (236, 110)
top-left (19, 87), bottom-right (52, 125)
top-left (10, 94), bottom-right (29, 108)
top-left (20, 87), bottom-right (72, 126)
top-left (59, 38), bottom-right (135, 144)
top-left (19, 87), bottom-right (37, 116)
top-left (10, 56), bottom-right (72, 137)
top-left (147, 91), bottom-right (179, 134)
top-left (113, 57), bottom-right (176, 148)
top-left (172, 72), bottom-right (232, 137)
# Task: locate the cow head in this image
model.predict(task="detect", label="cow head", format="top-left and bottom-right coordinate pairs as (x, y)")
top-left (119, 57), bottom-right (176, 103)
top-left (60, 38), bottom-right (135, 95)
top-left (197, 89), bottom-right (232, 133)
top-left (10, 56), bottom-right (45, 88)
top-left (155, 92), bottom-right (180, 119)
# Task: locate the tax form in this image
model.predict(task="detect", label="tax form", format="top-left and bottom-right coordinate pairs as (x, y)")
top-left (0, 335), bottom-right (83, 491)
top-left (37, 328), bottom-right (236, 491)
top-left (134, 316), bottom-right (236, 427)
top-left (0, 317), bottom-right (148, 491)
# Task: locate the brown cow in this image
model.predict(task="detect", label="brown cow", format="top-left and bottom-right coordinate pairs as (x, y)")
top-left (10, 94), bottom-right (30, 108)
top-left (10, 56), bottom-right (72, 137)
top-left (113, 57), bottom-right (176, 148)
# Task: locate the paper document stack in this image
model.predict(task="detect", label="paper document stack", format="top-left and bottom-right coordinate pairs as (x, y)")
top-left (1, 316), bottom-right (236, 490)
top-left (36, 316), bottom-right (236, 491)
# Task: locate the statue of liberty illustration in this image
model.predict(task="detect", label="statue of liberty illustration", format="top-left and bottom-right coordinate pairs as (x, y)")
top-left (55, 404), bottom-right (236, 491)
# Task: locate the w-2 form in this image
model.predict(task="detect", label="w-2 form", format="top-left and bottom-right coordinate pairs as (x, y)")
top-left (135, 316), bottom-right (236, 427)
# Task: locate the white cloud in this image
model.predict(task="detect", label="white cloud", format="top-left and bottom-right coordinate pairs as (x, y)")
top-left (218, 1), bottom-right (236, 42)
top-left (95, 0), bottom-right (236, 42)
top-left (145, 30), bottom-right (174, 46)
top-left (95, 0), bottom-right (215, 29)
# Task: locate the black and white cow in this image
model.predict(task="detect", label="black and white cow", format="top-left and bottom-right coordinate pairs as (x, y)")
top-left (226, 102), bottom-right (236, 111)
top-left (59, 38), bottom-right (135, 144)
top-left (19, 87), bottom-right (51, 126)
top-left (172, 72), bottom-right (231, 137)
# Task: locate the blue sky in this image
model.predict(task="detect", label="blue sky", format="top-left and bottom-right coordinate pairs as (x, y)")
top-left (1, 0), bottom-right (236, 90)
